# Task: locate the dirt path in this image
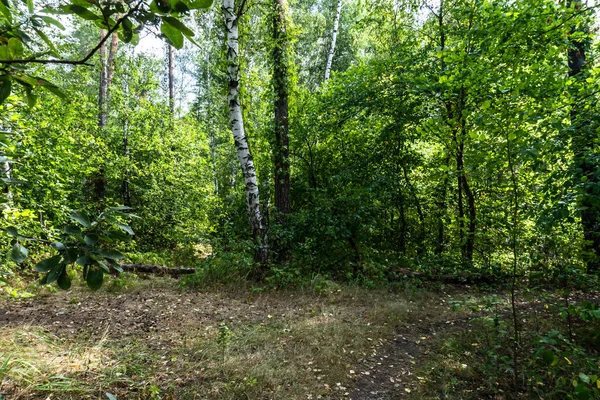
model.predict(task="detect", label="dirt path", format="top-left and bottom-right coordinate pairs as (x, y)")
top-left (347, 317), bottom-right (472, 399)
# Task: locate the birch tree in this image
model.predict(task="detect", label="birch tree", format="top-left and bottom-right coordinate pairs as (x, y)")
top-left (223, 0), bottom-right (268, 263)
top-left (324, 0), bottom-right (342, 82)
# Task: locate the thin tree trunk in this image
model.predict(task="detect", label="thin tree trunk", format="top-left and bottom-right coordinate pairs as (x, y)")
top-left (168, 44), bottom-right (175, 114)
top-left (272, 0), bottom-right (291, 264)
top-left (401, 164), bottom-right (425, 256)
top-left (223, 0), bottom-right (268, 264)
top-left (323, 0), bottom-right (342, 83)
top-left (98, 29), bottom-right (108, 129)
top-left (567, 0), bottom-right (599, 273)
top-left (94, 31), bottom-right (118, 204)
top-left (107, 32), bottom-right (118, 89)
top-left (435, 154), bottom-right (450, 255)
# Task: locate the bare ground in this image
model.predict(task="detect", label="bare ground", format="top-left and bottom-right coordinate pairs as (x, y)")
top-left (0, 277), bottom-right (472, 399)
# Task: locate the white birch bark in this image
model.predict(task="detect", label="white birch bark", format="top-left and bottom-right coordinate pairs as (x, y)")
top-left (324, 0), bottom-right (342, 83)
top-left (223, 0), bottom-right (265, 246)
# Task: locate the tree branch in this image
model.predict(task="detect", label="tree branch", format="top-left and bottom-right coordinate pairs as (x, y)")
top-left (0, 0), bottom-right (143, 67)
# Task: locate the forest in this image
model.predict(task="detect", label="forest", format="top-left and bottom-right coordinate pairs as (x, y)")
top-left (0, 0), bottom-right (599, 398)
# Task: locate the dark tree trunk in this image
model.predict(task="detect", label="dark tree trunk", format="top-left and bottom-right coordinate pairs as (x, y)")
top-left (567, 0), bottom-right (599, 273)
top-left (402, 164), bottom-right (425, 256)
top-left (272, 0), bottom-right (291, 264)
top-left (435, 155), bottom-right (451, 255)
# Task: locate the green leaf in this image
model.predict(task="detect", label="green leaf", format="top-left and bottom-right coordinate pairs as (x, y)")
top-left (162, 16), bottom-right (194, 37)
top-left (24, 87), bottom-right (36, 107)
top-left (68, 4), bottom-right (99, 20)
top-left (11, 243), bottom-right (28, 263)
top-left (57, 269), bottom-right (71, 290)
top-left (120, 17), bottom-right (133, 42)
top-left (98, 249), bottom-right (124, 260)
top-left (36, 78), bottom-right (66, 99)
top-left (185, 0), bottom-right (213, 9)
top-left (97, 260), bottom-right (111, 273)
top-left (540, 349), bottom-right (558, 366)
top-left (151, 0), bottom-right (171, 13)
top-left (0, 75), bottom-right (12, 105)
top-left (8, 38), bottom-right (23, 58)
top-left (40, 15), bottom-right (65, 29)
top-left (33, 27), bottom-right (58, 54)
top-left (5, 226), bottom-right (18, 236)
top-left (76, 255), bottom-right (93, 266)
top-left (51, 241), bottom-right (66, 251)
top-left (580, 373), bottom-right (591, 384)
top-left (86, 268), bottom-right (104, 290)
top-left (0, 1), bottom-right (12, 23)
top-left (160, 22), bottom-right (184, 49)
top-left (46, 264), bottom-right (61, 284)
top-left (26, 0), bottom-right (33, 14)
top-left (84, 234), bottom-right (99, 246)
top-left (70, 210), bottom-right (91, 227)
top-left (35, 254), bottom-right (61, 272)
top-left (64, 224), bottom-right (82, 235)
top-left (106, 393), bottom-right (117, 400)
top-left (117, 223), bottom-right (134, 236)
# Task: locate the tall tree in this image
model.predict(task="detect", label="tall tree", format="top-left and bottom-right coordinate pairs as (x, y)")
top-left (324, 0), bottom-right (342, 83)
top-left (567, 0), bottom-right (599, 272)
top-left (272, 0), bottom-right (291, 263)
top-left (223, 0), bottom-right (268, 263)
top-left (93, 30), bottom-right (119, 203)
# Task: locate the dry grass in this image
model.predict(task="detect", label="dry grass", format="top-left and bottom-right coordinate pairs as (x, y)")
top-left (0, 277), bottom-right (452, 399)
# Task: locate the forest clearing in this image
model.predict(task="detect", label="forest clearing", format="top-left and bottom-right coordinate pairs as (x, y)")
top-left (0, 0), bottom-right (600, 398)
top-left (1, 275), bottom-right (588, 400)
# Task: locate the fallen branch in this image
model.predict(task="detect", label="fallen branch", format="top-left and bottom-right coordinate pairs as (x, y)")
top-left (119, 263), bottom-right (196, 275)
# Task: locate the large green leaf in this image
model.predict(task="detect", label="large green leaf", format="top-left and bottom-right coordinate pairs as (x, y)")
top-left (40, 15), bottom-right (65, 30)
top-left (76, 255), bottom-right (93, 266)
top-left (162, 16), bottom-right (194, 37)
top-left (70, 210), bottom-right (91, 227)
top-left (57, 269), bottom-right (71, 290)
top-left (160, 22), bottom-right (184, 49)
top-left (68, 5), bottom-right (100, 20)
top-left (86, 268), bottom-right (104, 290)
top-left (35, 254), bottom-right (61, 272)
top-left (84, 233), bottom-right (99, 246)
top-left (7, 38), bottom-right (23, 58)
top-left (10, 243), bottom-right (27, 263)
top-left (98, 249), bottom-right (124, 260)
top-left (0, 75), bottom-right (12, 104)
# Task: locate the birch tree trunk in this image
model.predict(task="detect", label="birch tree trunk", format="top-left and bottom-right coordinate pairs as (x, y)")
top-left (272, 0), bottom-right (291, 264)
top-left (223, 0), bottom-right (268, 264)
top-left (323, 0), bottom-right (342, 83)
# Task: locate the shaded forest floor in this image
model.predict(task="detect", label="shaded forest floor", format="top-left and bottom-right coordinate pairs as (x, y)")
top-left (2, 275), bottom-right (571, 399)
top-left (0, 275), bottom-right (479, 399)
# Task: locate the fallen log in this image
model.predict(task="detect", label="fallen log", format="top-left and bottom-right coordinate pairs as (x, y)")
top-left (388, 267), bottom-right (495, 285)
top-left (118, 263), bottom-right (196, 275)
